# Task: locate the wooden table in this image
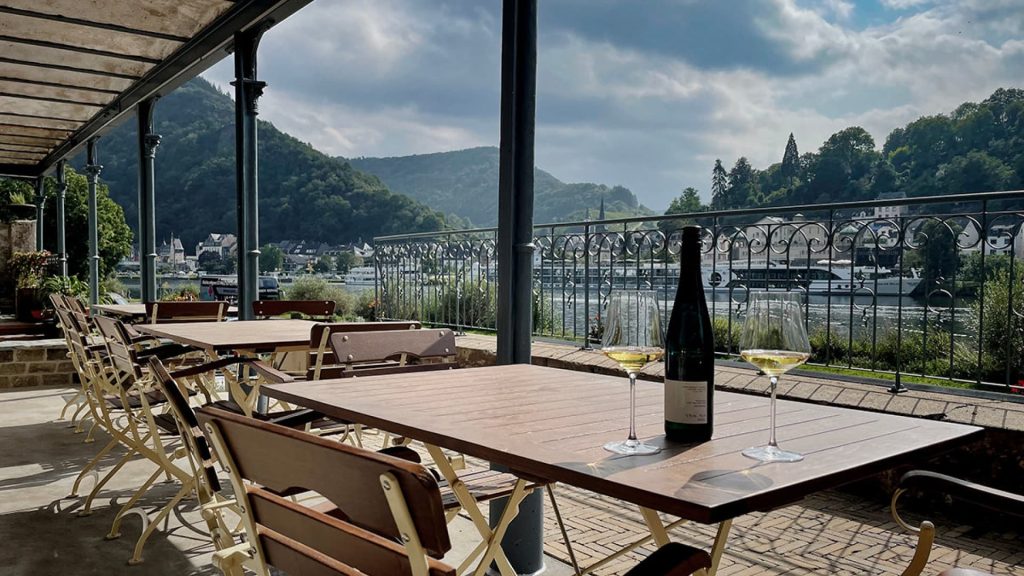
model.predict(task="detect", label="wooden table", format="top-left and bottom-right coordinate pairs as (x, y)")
top-left (92, 303), bottom-right (238, 322)
top-left (263, 364), bottom-right (982, 574)
top-left (134, 319), bottom-right (316, 353)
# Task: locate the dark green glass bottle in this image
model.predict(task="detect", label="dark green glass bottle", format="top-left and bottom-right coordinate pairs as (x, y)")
top-left (664, 225), bottom-right (714, 442)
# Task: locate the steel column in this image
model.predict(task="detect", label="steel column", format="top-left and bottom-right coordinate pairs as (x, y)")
top-left (493, 0), bottom-right (542, 573)
top-left (232, 28), bottom-right (266, 321)
top-left (137, 98), bottom-right (161, 302)
top-left (56, 159), bottom-right (67, 276)
top-left (84, 139), bottom-right (102, 305)
top-left (34, 176), bottom-right (44, 250)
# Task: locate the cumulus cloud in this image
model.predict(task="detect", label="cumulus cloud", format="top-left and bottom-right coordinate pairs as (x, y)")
top-left (202, 0), bottom-right (1023, 211)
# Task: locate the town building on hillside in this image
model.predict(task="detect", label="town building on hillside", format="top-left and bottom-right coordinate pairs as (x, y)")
top-left (195, 233), bottom-right (237, 258)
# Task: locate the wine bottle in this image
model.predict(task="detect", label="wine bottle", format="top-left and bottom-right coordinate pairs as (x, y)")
top-left (664, 225), bottom-right (714, 442)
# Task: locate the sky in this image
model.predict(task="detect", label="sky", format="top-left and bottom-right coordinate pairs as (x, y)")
top-left (203, 0), bottom-right (1024, 212)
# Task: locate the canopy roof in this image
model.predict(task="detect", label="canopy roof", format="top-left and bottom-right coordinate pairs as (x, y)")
top-left (0, 0), bottom-right (309, 178)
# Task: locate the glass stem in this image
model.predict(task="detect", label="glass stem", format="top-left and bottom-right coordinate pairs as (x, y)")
top-left (768, 375), bottom-right (779, 447)
top-left (627, 372), bottom-right (638, 443)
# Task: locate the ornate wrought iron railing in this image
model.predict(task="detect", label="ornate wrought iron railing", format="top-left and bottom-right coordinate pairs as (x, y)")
top-left (375, 190), bottom-right (1024, 393)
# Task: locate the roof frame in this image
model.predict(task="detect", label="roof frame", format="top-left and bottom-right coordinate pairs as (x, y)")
top-left (0, 0), bottom-right (313, 178)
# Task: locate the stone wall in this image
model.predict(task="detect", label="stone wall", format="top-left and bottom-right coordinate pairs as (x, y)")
top-left (0, 220), bottom-right (38, 310)
top-left (0, 339), bottom-right (77, 389)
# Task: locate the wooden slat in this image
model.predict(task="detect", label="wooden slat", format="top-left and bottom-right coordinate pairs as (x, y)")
top-left (0, 94), bottom-right (97, 122)
top-left (263, 364), bottom-right (983, 524)
top-left (135, 319), bottom-right (318, 352)
top-left (0, 112), bottom-right (79, 131)
top-left (0, 12), bottom-right (181, 62)
top-left (0, 0), bottom-right (236, 40)
top-left (0, 60), bottom-right (134, 92)
top-left (0, 122), bottom-right (70, 139)
top-left (0, 40), bottom-right (152, 79)
top-left (0, 78), bottom-right (115, 106)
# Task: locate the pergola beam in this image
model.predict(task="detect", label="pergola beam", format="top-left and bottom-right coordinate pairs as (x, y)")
top-left (0, 56), bottom-right (144, 81)
top-left (0, 35), bottom-right (163, 65)
top-left (0, 6), bottom-right (193, 43)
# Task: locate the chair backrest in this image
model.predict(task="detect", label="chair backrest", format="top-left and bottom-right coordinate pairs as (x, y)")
top-left (253, 300), bottom-right (336, 320)
top-left (145, 300), bottom-right (227, 324)
top-left (148, 357), bottom-right (222, 494)
top-left (307, 321), bottom-right (421, 380)
top-left (93, 314), bottom-right (143, 381)
top-left (329, 329), bottom-right (457, 369)
top-left (196, 406), bottom-right (454, 576)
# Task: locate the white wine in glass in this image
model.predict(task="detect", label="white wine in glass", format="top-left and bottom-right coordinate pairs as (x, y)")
top-left (739, 292), bottom-right (811, 463)
top-left (602, 290), bottom-right (664, 456)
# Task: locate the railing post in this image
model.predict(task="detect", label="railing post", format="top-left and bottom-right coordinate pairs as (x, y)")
top-left (890, 213), bottom-right (907, 393)
top-left (34, 176), bottom-right (45, 251)
top-left (232, 26), bottom-right (267, 321)
top-left (582, 222), bottom-right (592, 349)
top-left (84, 139), bottom-right (102, 306)
top-left (137, 98), bottom-right (161, 303)
top-left (55, 160), bottom-right (67, 277)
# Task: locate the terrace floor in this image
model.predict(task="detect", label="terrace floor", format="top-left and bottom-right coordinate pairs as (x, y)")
top-left (0, 384), bottom-right (1020, 576)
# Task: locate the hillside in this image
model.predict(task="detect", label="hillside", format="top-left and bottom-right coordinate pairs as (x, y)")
top-left (349, 147), bottom-right (652, 227)
top-left (85, 78), bottom-right (454, 248)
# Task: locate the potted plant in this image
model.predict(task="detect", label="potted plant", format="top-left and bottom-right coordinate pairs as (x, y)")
top-left (10, 250), bottom-right (52, 322)
top-left (6, 191), bottom-right (37, 220)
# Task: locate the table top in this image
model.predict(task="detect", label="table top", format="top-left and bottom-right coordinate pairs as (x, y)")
top-left (93, 303), bottom-right (238, 319)
top-left (263, 364), bottom-right (982, 524)
top-left (135, 319), bottom-right (317, 351)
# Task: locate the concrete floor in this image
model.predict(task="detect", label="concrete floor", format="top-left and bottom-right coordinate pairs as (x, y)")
top-left (0, 386), bottom-right (573, 576)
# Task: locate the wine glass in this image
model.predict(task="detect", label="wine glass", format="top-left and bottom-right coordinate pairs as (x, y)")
top-left (602, 290), bottom-right (664, 455)
top-left (739, 291), bottom-right (811, 463)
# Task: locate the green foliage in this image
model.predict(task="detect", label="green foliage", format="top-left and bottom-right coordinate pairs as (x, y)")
top-left (313, 255), bottom-right (334, 274)
top-left (349, 146), bottom-right (651, 225)
top-left (665, 187), bottom-right (703, 216)
top-left (972, 269), bottom-right (1024, 382)
top-left (9, 251), bottom-right (51, 288)
top-left (89, 78), bottom-right (451, 249)
top-left (40, 165), bottom-right (132, 280)
top-left (260, 244), bottom-right (284, 274)
top-left (705, 88), bottom-right (1024, 210)
top-left (354, 290), bottom-right (379, 321)
top-left (284, 276), bottom-right (355, 319)
top-left (159, 284), bottom-right (199, 301)
top-left (909, 219), bottom-right (962, 281)
top-left (198, 251), bottom-right (236, 274)
top-left (335, 251), bottom-right (363, 274)
top-left (38, 275), bottom-right (88, 304)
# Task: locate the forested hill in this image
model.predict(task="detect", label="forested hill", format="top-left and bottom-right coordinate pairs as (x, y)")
top-left (87, 77), bottom-right (453, 248)
top-left (349, 147), bottom-right (652, 227)
top-left (705, 88), bottom-right (1024, 211)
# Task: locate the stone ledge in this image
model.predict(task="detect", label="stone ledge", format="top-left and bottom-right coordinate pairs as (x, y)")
top-left (0, 338), bottom-right (77, 389)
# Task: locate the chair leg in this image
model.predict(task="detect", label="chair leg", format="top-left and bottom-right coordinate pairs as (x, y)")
top-left (127, 482), bottom-right (193, 565)
top-left (70, 438), bottom-right (118, 497)
top-left (59, 389), bottom-right (84, 421)
top-left (546, 485), bottom-right (581, 576)
top-left (79, 449), bottom-right (135, 516)
top-left (106, 466), bottom-right (163, 537)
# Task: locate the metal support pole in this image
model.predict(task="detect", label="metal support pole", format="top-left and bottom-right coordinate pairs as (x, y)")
top-left (56, 160), bottom-right (67, 276)
top-left (85, 139), bottom-right (102, 306)
top-left (493, 0), bottom-right (542, 573)
top-left (34, 177), bottom-right (45, 250)
top-left (232, 27), bottom-right (266, 321)
top-left (137, 98), bottom-right (161, 303)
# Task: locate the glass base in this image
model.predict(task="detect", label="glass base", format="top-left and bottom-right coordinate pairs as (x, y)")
top-left (604, 438), bottom-right (661, 455)
top-left (742, 444), bottom-right (804, 463)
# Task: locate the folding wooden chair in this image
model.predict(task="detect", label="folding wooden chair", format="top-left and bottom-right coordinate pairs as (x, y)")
top-left (197, 407), bottom-right (711, 576)
top-left (252, 299), bottom-right (336, 320)
top-left (146, 300), bottom-right (227, 323)
top-left (51, 298), bottom-right (91, 425)
top-left (303, 320), bottom-right (421, 380)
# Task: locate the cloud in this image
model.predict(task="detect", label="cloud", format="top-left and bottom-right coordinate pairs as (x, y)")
top-left (202, 0), bottom-right (1023, 212)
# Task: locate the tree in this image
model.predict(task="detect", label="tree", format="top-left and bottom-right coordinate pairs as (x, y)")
top-left (198, 251), bottom-right (235, 274)
top-left (939, 151), bottom-right (1014, 194)
top-left (781, 133), bottom-right (800, 182)
top-left (313, 255), bottom-right (334, 274)
top-left (710, 159), bottom-right (728, 209)
top-left (666, 187), bottom-right (702, 215)
top-left (335, 251), bottom-right (363, 274)
top-left (726, 157), bottom-right (759, 208)
top-left (39, 165), bottom-right (132, 280)
top-left (260, 244), bottom-right (284, 274)
top-left (911, 219), bottom-right (962, 283)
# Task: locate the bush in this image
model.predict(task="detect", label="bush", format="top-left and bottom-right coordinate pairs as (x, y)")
top-left (160, 284), bottom-right (199, 301)
top-left (284, 276), bottom-right (355, 319)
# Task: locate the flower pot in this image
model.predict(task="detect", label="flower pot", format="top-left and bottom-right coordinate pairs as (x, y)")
top-left (15, 287), bottom-right (42, 323)
top-left (8, 203), bottom-right (36, 220)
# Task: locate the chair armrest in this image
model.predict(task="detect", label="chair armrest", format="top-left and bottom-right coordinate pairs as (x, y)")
top-left (624, 542), bottom-right (711, 576)
top-left (897, 470), bottom-right (1024, 519)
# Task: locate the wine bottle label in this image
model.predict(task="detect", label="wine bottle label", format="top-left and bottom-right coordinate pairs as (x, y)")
top-left (664, 379), bottom-right (708, 424)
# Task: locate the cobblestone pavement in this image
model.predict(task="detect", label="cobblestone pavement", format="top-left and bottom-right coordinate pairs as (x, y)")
top-left (352, 429), bottom-right (1021, 576)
